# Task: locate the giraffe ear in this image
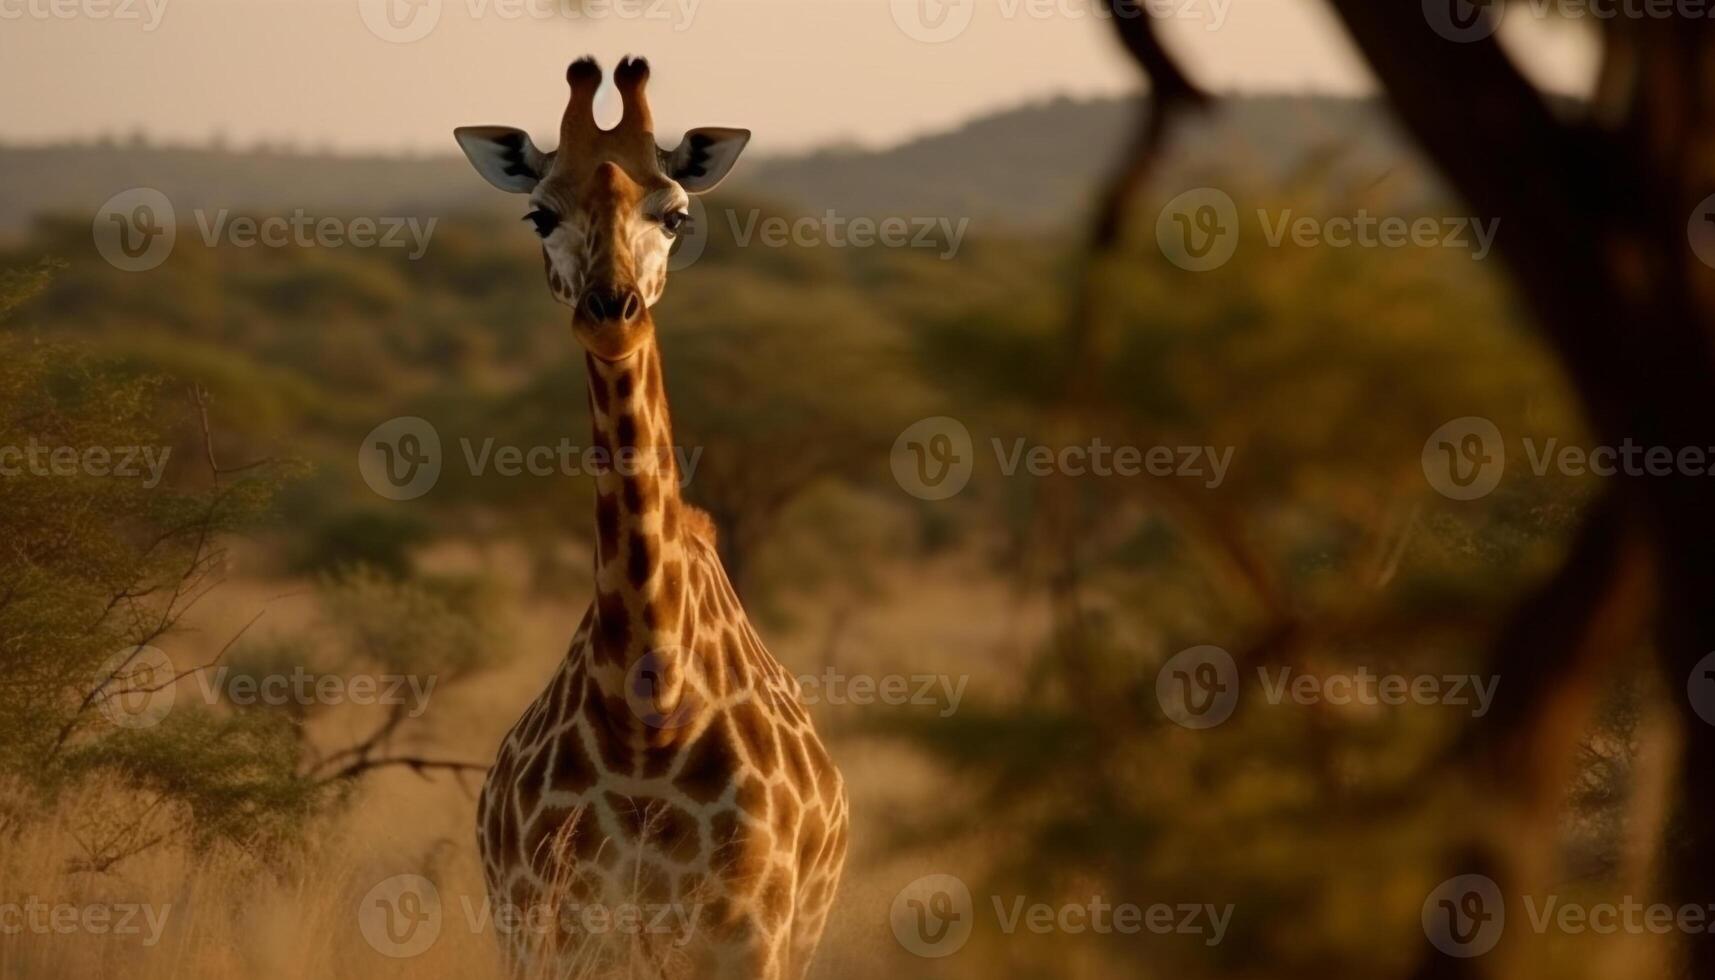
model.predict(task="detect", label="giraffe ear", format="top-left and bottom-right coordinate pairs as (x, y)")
top-left (454, 126), bottom-right (549, 193)
top-left (660, 127), bottom-right (750, 194)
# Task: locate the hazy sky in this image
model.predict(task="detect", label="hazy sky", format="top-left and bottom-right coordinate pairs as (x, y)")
top-left (1, 0), bottom-right (1596, 156)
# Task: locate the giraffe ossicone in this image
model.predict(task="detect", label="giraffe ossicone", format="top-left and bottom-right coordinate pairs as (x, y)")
top-left (457, 57), bottom-right (849, 980)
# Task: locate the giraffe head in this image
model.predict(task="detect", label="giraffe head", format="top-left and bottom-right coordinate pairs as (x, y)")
top-left (455, 56), bottom-right (749, 360)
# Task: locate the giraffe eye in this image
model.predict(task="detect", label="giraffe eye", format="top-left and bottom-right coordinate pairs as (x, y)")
top-left (661, 209), bottom-right (690, 237)
top-left (523, 208), bottom-right (559, 238)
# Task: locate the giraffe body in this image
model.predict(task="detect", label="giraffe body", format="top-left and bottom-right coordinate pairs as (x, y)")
top-left (459, 57), bottom-right (847, 979)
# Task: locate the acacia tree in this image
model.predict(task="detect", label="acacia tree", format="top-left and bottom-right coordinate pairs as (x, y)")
top-left (1093, 5), bottom-right (1715, 977)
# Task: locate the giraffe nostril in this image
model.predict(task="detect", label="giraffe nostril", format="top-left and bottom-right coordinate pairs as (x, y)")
top-left (581, 290), bottom-right (611, 323)
top-left (620, 290), bottom-right (642, 324)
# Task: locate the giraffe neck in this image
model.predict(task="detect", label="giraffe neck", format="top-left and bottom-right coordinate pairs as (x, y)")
top-left (585, 338), bottom-right (692, 676)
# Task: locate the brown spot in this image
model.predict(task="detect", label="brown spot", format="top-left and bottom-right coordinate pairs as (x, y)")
top-left (525, 805), bottom-right (592, 879)
top-left (628, 531), bottom-right (654, 588)
top-left (515, 743), bottom-right (549, 815)
top-left (623, 471), bottom-right (657, 513)
top-left (704, 634), bottom-right (730, 699)
top-left (729, 700), bottom-right (780, 774)
top-left (596, 592), bottom-right (630, 662)
top-left (589, 359), bottom-right (611, 413)
top-left (596, 492), bottom-right (620, 564)
top-left (797, 813), bottom-right (827, 872)
top-left (674, 717), bottom-right (741, 804)
top-left (678, 871), bottom-right (709, 901)
top-left (636, 860), bottom-right (674, 904)
top-left (723, 630), bottom-right (750, 690)
top-left (604, 791), bottom-right (652, 840)
top-left (708, 810), bottom-right (771, 896)
top-left (660, 559), bottom-right (684, 613)
top-left (550, 731), bottom-right (597, 794)
top-left (663, 499), bottom-right (681, 541)
top-left (760, 865), bottom-right (793, 928)
top-left (582, 683), bottom-right (636, 774)
top-left (650, 804), bottom-right (703, 864)
top-left (734, 775), bottom-right (769, 820)
top-left (781, 732), bottom-right (812, 790)
top-left (769, 782), bottom-right (800, 841)
top-left (616, 413), bottom-right (637, 447)
top-left (615, 371), bottom-right (634, 400)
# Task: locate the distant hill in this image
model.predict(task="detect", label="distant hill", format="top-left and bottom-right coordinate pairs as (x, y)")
top-left (0, 95), bottom-right (1439, 239)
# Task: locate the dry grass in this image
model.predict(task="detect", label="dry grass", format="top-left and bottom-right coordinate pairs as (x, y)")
top-left (2, 545), bottom-right (1033, 980)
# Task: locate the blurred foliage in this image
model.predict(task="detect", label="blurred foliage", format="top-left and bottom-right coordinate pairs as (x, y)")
top-left (0, 263), bottom-right (316, 866)
top-left (0, 123), bottom-right (1652, 974)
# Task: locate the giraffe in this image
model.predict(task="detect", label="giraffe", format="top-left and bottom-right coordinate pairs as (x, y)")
top-left (454, 57), bottom-right (848, 980)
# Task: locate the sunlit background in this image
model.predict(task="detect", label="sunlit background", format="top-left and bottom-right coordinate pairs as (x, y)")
top-left (0, 3), bottom-right (1675, 980)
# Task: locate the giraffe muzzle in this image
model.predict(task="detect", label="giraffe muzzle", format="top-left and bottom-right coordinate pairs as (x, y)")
top-left (580, 286), bottom-right (644, 327)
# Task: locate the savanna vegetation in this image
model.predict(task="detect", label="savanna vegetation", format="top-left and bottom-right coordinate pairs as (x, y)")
top-left (0, 90), bottom-right (1670, 979)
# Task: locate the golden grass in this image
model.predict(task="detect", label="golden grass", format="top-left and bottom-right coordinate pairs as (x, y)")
top-left (3, 546), bottom-right (1030, 980)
